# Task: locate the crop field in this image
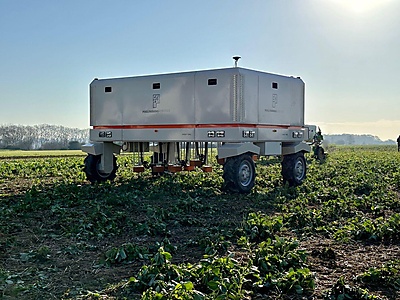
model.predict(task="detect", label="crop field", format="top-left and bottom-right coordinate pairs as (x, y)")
top-left (1, 145), bottom-right (400, 299)
top-left (0, 150), bottom-right (85, 159)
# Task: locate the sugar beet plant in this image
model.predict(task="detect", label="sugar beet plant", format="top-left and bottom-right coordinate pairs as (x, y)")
top-left (122, 238), bottom-right (313, 299)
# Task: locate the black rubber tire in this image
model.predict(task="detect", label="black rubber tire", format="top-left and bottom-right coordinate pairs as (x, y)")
top-left (84, 154), bottom-right (117, 183)
top-left (281, 152), bottom-right (306, 186)
top-left (223, 153), bottom-right (256, 193)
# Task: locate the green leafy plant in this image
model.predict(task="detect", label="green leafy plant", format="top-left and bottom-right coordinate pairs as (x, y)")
top-left (241, 212), bottom-right (284, 242)
top-left (254, 236), bottom-right (314, 295)
top-left (102, 243), bottom-right (149, 266)
top-left (357, 260), bottom-right (400, 291)
top-left (324, 276), bottom-right (379, 300)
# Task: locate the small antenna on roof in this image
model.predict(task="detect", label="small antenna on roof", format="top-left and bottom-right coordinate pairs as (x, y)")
top-left (233, 56), bottom-right (241, 68)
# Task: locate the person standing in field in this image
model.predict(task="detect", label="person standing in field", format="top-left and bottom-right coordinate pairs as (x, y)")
top-left (314, 129), bottom-right (324, 145)
top-left (397, 135), bottom-right (400, 152)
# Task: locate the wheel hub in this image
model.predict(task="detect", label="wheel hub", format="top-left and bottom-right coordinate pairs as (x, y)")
top-left (294, 159), bottom-right (305, 180)
top-left (239, 162), bottom-right (252, 186)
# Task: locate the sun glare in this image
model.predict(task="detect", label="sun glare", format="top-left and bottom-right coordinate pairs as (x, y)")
top-left (333, 0), bottom-right (391, 14)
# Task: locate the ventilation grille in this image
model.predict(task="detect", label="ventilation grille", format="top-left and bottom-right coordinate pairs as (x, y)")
top-left (231, 74), bottom-right (244, 122)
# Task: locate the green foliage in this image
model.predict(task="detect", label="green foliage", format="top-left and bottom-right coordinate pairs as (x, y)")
top-left (333, 213), bottom-right (400, 242)
top-left (198, 235), bottom-right (231, 256)
top-left (130, 248), bottom-right (255, 300)
top-left (1, 146), bottom-right (400, 299)
top-left (241, 212), bottom-right (284, 242)
top-left (101, 243), bottom-right (150, 266)
top-left (324, 276), bottom-right (380, 299)
top-left (129, 247), bottom-right (190, 296)
top-left (254, 236), bottom-right (314, 294)
top-left (357, 260), bottom-right (400, 291)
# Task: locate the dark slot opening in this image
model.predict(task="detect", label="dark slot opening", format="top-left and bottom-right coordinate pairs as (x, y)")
top-left (105, 86), bottom-right (112, 93)
top-left (153, 82), bottom-right (161, 89)
top-left (272, 82), bottom-right (278, 89)
top-left (208, 78), bottom-right (217, 86)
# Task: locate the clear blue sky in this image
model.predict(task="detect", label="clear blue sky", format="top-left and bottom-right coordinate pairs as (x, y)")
top-left (1, 0), bottom-right (399, 140)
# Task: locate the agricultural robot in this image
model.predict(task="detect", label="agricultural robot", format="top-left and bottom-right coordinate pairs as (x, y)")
top-left (82, 57), bottom-right (317, 193)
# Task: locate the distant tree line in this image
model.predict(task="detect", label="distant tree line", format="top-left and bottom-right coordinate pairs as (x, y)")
top-left (324, 134), bottom-right (395, 145)
top-left (0, 124), bottom-right (89, 150)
